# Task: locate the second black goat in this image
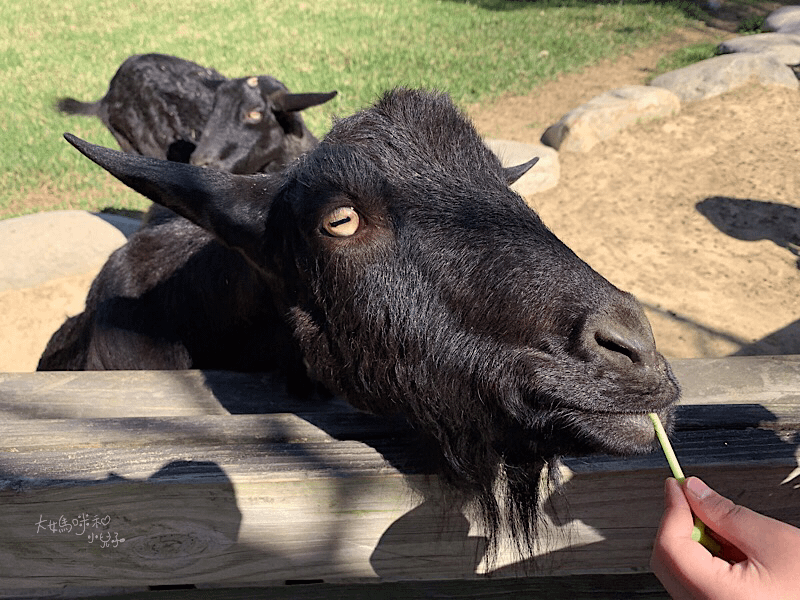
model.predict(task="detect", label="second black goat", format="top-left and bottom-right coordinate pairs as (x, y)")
top-left (57, 53), bottom-right (336, 173)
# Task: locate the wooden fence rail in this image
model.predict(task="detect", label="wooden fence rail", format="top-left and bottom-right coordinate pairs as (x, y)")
top-left (0, 355), bottom-right (798, 599)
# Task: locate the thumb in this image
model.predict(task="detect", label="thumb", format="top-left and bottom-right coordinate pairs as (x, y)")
top-left (682, 477), bottom-right (783, 559)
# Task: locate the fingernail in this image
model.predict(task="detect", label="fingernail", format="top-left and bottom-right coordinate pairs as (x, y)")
top-left (685, 477), bottom-right (712, 500)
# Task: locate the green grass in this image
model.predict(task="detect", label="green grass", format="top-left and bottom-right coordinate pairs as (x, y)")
top-left (736, 14), bottom-right (767, 33)
top-left (0, 0), bottom-right (697, 219)
top-left (650, 42), bottom-right (720, 79)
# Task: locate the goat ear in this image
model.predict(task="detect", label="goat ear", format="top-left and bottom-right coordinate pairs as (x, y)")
top-left (273, 90), bottom-right (338, 113)
top-left (503, 156), bottom-right (539, 185)
top-left (63, 133), bottom-right (280, 260)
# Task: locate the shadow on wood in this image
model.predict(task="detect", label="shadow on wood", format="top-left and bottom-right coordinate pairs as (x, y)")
top-left (0, 356), bottom-right (798, 598)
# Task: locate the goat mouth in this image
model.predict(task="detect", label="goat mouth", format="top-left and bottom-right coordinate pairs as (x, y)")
top-left (518, 404), bottom-right (675, 458)
top-left (568, 405), bottom-right (676, 455)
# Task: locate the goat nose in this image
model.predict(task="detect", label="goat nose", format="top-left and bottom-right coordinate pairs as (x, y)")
top-left (582, 297), bottom-right (658, 369)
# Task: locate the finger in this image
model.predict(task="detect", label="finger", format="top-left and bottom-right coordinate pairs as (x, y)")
top-left (682, 477), bottom-right (791, 561)
top-left (657, 477), bottom-right (694, 539)
top-left (651, 478), bottom-right (719, 598)
top-left (650, 479), bottom-right (688, 568)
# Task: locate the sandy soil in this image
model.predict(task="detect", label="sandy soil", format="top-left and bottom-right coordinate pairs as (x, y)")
top-left (2, 24), bottom-right (798, 372)
top-left (469, 25), bottom-right (800, 359)
top-left (0, 271), bottom-right (98, 372)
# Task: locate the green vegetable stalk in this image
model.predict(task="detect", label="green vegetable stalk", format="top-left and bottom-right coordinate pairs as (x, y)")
top-left (649, 412), bottom-right (722, 556)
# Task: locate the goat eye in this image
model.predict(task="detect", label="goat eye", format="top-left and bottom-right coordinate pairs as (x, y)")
top-left (322, 207), bottom-right (360, 237)
top-left (246, 110), bottom-right (263, 123)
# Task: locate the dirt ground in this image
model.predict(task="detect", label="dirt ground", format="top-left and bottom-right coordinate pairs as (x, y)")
top-left (469, 24), bottom-right (800, 359)
top-left (2, 22), bottom-right (799, 372)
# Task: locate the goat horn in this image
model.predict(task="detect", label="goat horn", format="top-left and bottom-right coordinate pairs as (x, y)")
top-left (272, 90), bottom-right (338, 112)
top-left (503, 156), bottom-right (539, 185)
top-left (62, 133), bottom-right (278, 261)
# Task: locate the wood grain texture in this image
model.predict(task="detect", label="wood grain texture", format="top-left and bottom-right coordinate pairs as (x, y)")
top-left (0, 356), bottom-right (797, 598)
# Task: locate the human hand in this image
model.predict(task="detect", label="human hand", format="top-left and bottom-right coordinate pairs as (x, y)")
top-left (650, 476), bottom-right (800, 600)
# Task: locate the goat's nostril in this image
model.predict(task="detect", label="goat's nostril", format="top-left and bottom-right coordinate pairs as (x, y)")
top-left (583, 299), bottom-right (658, 369)
top-left (594, 330), bottom-right (642, 365)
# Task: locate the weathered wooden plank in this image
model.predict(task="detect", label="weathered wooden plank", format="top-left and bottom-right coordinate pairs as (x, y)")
top-left (0, 416), bottom-right (795, 478)
top-left (0, 417), bottom-right (797, 589)
top-left (2, 355), bottom-right (800, 421)
top-left (0, 460), bottom-right (796, 593)
top-left (0, 370), bottom-right (301, 418)
top-left (0, 413), bottom-right (408, 454)
top-left (671, 355), bottom-right (800, 405)
top-left (3, 573), bottom-right (675, 600)
top-left (0, 357), bottom-right (798, 597)
top-left (93, 573), bottom-right (673, 600)
top-left (671, 355), bottom-right (800, 429)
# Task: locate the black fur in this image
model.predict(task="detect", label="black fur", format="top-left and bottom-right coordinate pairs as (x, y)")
top-left (40, 89), bottom-right (680, 554)
top-left (56, 53), bottom-right (336, 173)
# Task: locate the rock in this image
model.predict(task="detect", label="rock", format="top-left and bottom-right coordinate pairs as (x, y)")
top-left (0, 210), bottom-right (138, 292)
top-left (649, 53), bottom-right (799, 103)
top-left (718, 33), bottom-right (800, 65)
top-left (539, 85), bottom-right (680, 153)
top-left (763, 5), bottom-right (800, 35)
top-left (485, 139), bottom-right (560, 195)
top-left (96, 211), bottom-right (144, 238)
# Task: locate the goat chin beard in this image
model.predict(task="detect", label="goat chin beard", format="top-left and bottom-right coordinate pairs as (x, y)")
top-left (468, 452), bottom-right (563, 567)
top-left (458, 408), bottom-right (670, 566)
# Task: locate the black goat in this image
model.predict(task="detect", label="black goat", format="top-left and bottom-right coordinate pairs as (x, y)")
top-left (40, 89), bottom-right (679, 553)
top-left (56, 53), bottom-right (336, 173)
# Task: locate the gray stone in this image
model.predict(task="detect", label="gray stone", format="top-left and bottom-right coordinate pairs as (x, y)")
top-left (649, 53), bottom-right (798, 103)
top-left (485, 139), bottom-right (560, 195)
top-left (0, 210), bottom-right (137, 292)
top-left (539, 85), bottom-right (680, 153)
top-left (763, 5), bottom-right (800, 34)
top-left (95, 212), bottom-right (144, 238)
top-left (718, 33), bottom-right (800, 65)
